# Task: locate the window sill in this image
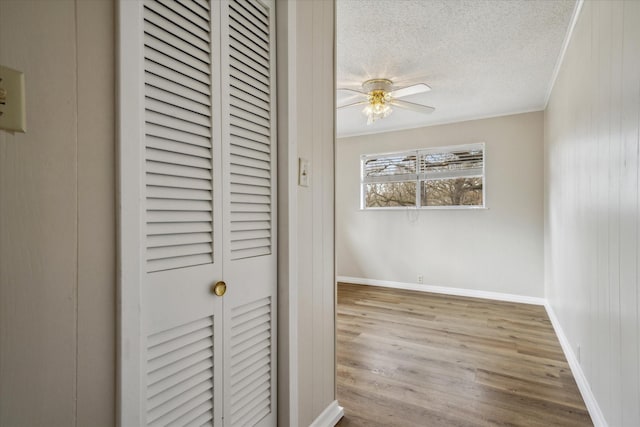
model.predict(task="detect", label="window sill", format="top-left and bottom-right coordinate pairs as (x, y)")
top-left (359, 206), bottom-right (488, 211)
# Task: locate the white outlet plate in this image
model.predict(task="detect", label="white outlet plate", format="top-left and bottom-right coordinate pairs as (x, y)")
top-left (0, 65), bottom-right (27, 133)
top-left (298, 157), bottom-right (310, 187)
top-left (417, 274), bottom-right (424, 284)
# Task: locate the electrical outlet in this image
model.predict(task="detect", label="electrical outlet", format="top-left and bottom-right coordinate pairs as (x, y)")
top-left (417, 274), bottom-right (424, 284)
top-left (576, 344), bottom-right (581, 363)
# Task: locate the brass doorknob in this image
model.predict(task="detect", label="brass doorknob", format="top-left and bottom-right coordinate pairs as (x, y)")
top-left (212, 281), bottom-right (227, 296)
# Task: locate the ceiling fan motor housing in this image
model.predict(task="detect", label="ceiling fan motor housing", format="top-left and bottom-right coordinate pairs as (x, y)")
top-left (362, 78), bottom-right (393, 93)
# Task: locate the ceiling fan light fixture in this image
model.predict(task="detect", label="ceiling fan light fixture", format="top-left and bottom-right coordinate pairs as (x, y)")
top-left (363, 89), bottom-right (392, 125)
top-left (336, 78), bottom-right (433, 124)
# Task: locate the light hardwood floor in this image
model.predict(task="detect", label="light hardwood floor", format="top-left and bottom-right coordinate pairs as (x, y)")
top-left (336, 283), bottom-right (592, 427)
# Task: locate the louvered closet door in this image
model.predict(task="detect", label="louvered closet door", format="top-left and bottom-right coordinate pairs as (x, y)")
top-left (220, 1), bottom-right (278, 426)
top-left (120, 0), bottom-right (277, 425)
top-left (142, 1), bottom-right (224, 426)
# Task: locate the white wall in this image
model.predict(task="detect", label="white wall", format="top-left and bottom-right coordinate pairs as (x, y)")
top-left (545, 1), bottom-right (640, 425)
top-left (277, 0), bottom-right (337, 425)
top-left (337, 112), bottom-right (544, 298)
top-left (0, 1), bottom-right (115, 426)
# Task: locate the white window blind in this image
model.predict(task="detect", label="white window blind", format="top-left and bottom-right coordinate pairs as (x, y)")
top-left (361, 143), bottom-right (485, 209)
top-left (362, 152), bottom-right (417, 182)
top-left (419, 147), bottom-right (484, 179)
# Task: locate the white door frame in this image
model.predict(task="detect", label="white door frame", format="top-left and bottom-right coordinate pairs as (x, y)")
top-left (116, 1), bottom-right (145, 424)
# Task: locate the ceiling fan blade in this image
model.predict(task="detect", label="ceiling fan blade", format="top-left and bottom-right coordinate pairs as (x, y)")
top-left (391, 99), bottom-right (435, 114)
top-left (337, 88), bottom-right (368, 97)
top-left (389, 83), bottom-right (431, 99)
top-left (337, 94), bottom-right (367, 108)
top-left (337, 100), bottom-right (369, 110)
top-left (337, 88), bottom-right (369, 108)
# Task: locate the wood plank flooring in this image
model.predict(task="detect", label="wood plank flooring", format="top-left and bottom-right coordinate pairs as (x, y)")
top-left (335, 283), bottom-right (592, 427)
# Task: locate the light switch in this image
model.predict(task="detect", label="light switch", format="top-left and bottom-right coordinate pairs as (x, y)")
top-left (298, 157), bottom-right (310, 187)
top-left (0, 65), bottom-right (27, 133)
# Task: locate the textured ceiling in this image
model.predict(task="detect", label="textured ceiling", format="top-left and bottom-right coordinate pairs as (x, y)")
top-left (336, 0), bottom-right (577, 137)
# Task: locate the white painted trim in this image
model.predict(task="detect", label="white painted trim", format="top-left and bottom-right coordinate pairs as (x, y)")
top-left (544, 302), bottom-right (607, 427)
top-left (286, 1), bottom-right (300, 423)
top-left (544, 0), bottom-right (584, 107)
top-left (337, 107), bottom-right (544, 139)
top-left (359, 206), bottom-right (489, 211)
top-left (117, 1), bottom-right (145, 425)
top-left (337, 276), bottom-right (545, 306)
top-left (276, 0), bottom-right (299, 425)
top-left (309, 400), bottom-right (344, 427)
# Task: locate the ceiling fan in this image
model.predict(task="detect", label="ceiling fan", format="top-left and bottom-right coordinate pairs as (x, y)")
top-left (337, 79), bottom-right (435, 125)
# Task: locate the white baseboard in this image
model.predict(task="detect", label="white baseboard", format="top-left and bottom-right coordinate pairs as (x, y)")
top-left (544, 302), bottom-right (607, 427)
top-left (337, 276), bottom-right (545, 306)
top-left (309, 400), bottom-right (344, 427)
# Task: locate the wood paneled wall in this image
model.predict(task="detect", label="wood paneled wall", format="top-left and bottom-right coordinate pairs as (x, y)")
top-left (277, 0), bottom-right (337, 425)
top-left (545, 1), bottom-right (640, 425)
top-left (0, 1), bottom-right (115, 425)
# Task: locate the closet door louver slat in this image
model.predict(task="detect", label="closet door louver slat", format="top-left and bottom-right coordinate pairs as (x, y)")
top-left (145, 70), bottom-right (211, 105)
top-left (146, 135), bottom-right (212, 158)
top-left (145, 1), bottom-right (210, 40)
top-left (147, 124), bottom-right (211, 149)
top-left (231, 106), bottom-right (270, 128)
top-left (146, 316), bottom-right (215, 427)
top-left (157, 0), bottom-right (210, 30)
top-left (146, 87), bottom-right (211, 118)
top-left (144, 0), bottom-right (214, 273)
top-left (145, 51), bottom-right (211, 87)
top-left (230, 57), bottom-right (270, 87)
top-left (144, 36), bottom-right (211, 75)
top-left (143, 22), bottom-right (210, 63)
top-left (231, 130), bottom-right (270, 149)
top-left (229, 297), bottom-right (272, 426)
top-left (229, 94), bottom-right (270, 121)
top-left (228, 12), bottom-right (269, 53)
top-left (227, 0), bottom-right (273, 261)
top-left (230, 41), bottom-right (269, 80)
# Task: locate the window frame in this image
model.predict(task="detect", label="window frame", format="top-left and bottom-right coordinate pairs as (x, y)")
top-left (360, 142), bottom-right (486, 210)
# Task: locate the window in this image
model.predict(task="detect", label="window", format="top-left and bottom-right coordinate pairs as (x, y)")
top-left (361, 143), bottom-right (485, 209)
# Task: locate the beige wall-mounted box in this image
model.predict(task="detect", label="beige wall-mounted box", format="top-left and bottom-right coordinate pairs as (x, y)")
top-left (0, 65), bottom-right (27, 133)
